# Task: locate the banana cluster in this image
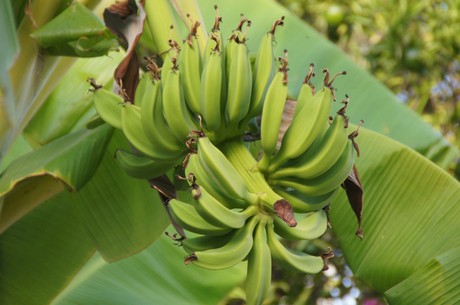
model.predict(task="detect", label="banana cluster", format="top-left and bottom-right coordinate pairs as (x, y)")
top-left (89, 7), bottom-right (361, 305)
top-left (169, 137), bottom-right (331, 305)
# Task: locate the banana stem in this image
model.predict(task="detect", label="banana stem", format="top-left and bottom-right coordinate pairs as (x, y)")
top-left (219, 140), bottom-right (283, 211)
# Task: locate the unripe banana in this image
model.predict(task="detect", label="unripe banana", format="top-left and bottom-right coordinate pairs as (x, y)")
top-left (121, 103), bottom-right (180, 161)
top-left (180, 18), bottom-right (202, 114)
top-left (246, 220), bottom-right (271, 305)
top-left (268, 86), bottom-right (333, 172)
top-left (133, 72), bottom-right (149, 108)
top-left (225, 15), bottom-right (250, 75)
top-left (272, 140), bottom-right (355, 196)
top-left (168, 198), bottom-right (232, 236)
top-left (196, 137), bottom-right (259, 205)
top-left (269, 69), bottom-right (347, 171)
top-left (203, 5), bottom-right (224, 65)
top-left (162, 67), bottom-right (198, 143)
top-left (274, 187), bottom-right (336, 213)
top-left (267, 223), bottom-right (325, 273)
top-left (292, 63), bottom-right (316, 117)
top-left (193, 185), bottom-right (257, 229)
top-left (258, 54), bottom-right (289, 171)
top-left (246, 17), bottom-right (284, 121)
top-left (161, 38), bottom-right (180, 82)
top-left (115, 149), bottom-right (177, 179)
top-left (181, 231), bottom-right (236, 253)
top-left (271, 111), bottom-right (349, 180)
top-left (200, 36), bottom-right (224, 131)
top-left (185, 153), bottom-right (248, 209)
top-left (225, 38), bottom-right (252, 126)
top-left (140, 73), bottom-right (184, 154)
top-left (220, 140), bottom-right (292, 214)
top-left (273, 209), bottom-right (328, 240)
top-left (91, 87), bottom-right (124, 129)
top-left (185, 215), bottom-right (259, 270)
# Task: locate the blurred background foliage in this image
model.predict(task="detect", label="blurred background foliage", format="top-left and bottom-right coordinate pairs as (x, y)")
top-left (235, 0), bottom-right (459, 304)
top-left (277, 0), bottom-right (460, 177)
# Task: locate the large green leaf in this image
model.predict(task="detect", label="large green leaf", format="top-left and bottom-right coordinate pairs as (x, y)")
top-left (198, 0), bottom-right (457, 159)
top-left (385, 245), bottom-right (460, 304)
top-left (0, 125), bottom-right (113, 195)
top-left (70, 130), bottom-right (170, 262)
top-left (30, 2), bottom-right (118, 57)
top-left (0, 190), bottom-right (96, 305)
top-left (329, 128), bottom-right (460, 301)
top-left (0, 125), bottom-right (112, 232)
top-left (51, 232), bottom-right (246, 305)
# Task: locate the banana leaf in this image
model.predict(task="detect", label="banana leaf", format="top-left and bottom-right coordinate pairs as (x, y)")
top-left (0, 125), bottom-right (112, 232)
top-left (31, 2), bottom-right (118, 57)
top-left (384, 245), bottom-right (460, 304)
top-left (51, 233), bottom-right (246, 305)
top-left (329, 127), bottom-right (460, 303)
top-left (0, 190), bottom-right (96, 305)
top-left (69, 129), bottom-right (170, 262)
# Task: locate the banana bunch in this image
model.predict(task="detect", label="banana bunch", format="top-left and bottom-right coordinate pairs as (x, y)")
top-left (89, 7), bottom-right (362, 305)
top-left (167, 136), bottom-right (329, 305)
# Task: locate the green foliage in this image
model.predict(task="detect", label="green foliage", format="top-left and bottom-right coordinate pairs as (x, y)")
top-left (31, 2), bottom-right (119, 57)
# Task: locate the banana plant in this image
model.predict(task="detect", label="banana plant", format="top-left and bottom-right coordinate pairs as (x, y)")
top-left (1, 1), bottom-right (459, 305)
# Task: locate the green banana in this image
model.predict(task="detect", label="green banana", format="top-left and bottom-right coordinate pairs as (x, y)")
top-left (225, 37), bottom-right (252, 126)
top-left (271, 111), bottom-right (349, 180)
top-left (272, 140), bottom-right (355, 196)
top-left (269, 69), bottom-right (347, 171)
top-left (273, 209), bottom-right (328, 241)
top-left (274, 187), bottom-right (336, 213)
top-left (200, 36), bottom-right (224, 131)
top-left (196, 137), bottom-right (259, 205)
top-left (267, 223), bottom-right (325, 273)
top-left (203, 5), bottom-right (224, 65)
top-left (268, 86), bottom-right (333, 172)
top-left (246, 220), bottom-right (271, 305)
top-left (181, 231), bottom-right (236, 253)
top-left (220, 140), bottom-right (291, 213)
top-left (246, 17), bottom-right (284, 120)
top-left (258, 55), bottom-right (289, 171)
top-left (162, 67), bottom-right (198, 142)
top-left (115, 149), bottom-right (176, 179)
top-left (140, 72), bottom-right (184, 154)
top-left (180, 18), bottom-right (202, 114)
top-left (292, 63), bottom-right (316, 117)
top-left (121, 103), bottom-right (179, 161)
top-left (193, 185), bottom-right (257, 229)
top-left (91, 87), bottom-right (124, 129)
top-left (185, 153), bottom-right (248, 209)
top-left (185, 215), bottom-right (259, 270)
top-left (225, 15), bottom-right (250, 74)
top-left (161, 37), bottom-right (180, 81)
top-left (133, 72), bottom-right (149, 108)
top-left (168, 198), bottom-right (232, 236)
